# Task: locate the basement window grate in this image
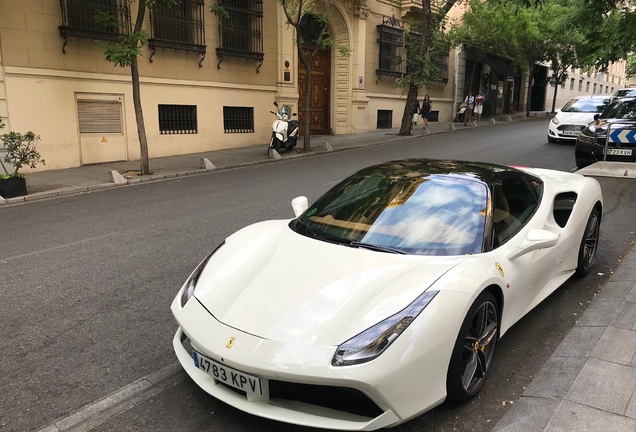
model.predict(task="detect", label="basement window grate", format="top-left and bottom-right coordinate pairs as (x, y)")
top-left (223, 106), bottom-right (254, 133)
top-left (158, 104), bottom-right (198, 134)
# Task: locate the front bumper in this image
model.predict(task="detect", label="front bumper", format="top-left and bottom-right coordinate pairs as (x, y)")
top-left (171, 293), bottom-right (465, 430)
top-left (548, 122), bottom-right (585, 141)
top-left (575, 135), bottom-right (636, 168)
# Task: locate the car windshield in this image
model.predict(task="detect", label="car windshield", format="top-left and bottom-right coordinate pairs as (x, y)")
top-left (561, 97), bottom-right (609, 113)
top-left (292, 173), bottom-right (488, 256)
top-left (600, 99), bottom-right (636, 120)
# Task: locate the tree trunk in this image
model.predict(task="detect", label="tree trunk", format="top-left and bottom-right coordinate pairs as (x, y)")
top-left (551, 71), bottom-right (559, 113)
top-left (399, 0), bottom-right (432, 136)
top-left (132, 1), bottom-right (150, 175)
top-left (400, 86), bottom-right (419, 135)
top-left (464, 60), bottom-right (479, 126)
top-left (131, 56), bottom-right (149, 175)
top-left (499, 79), bottom-right (508, 121)
top-left (526, 62), bottom-right (534, 117)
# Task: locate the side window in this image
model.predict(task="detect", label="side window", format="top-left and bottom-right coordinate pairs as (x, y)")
top-left (492, 175), bottom-right (541, 246)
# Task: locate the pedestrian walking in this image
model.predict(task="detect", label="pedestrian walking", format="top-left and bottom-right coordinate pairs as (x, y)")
top-left (474, 89), bottom-right (486, 121)
top-left (412, 99), bottom-right (421, 131)
top-left (421, 95), bottom-right (432, 129)
top-left (464, 92), bottom-right (475, 122)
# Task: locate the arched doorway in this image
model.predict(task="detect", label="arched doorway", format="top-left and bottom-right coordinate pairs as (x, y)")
top-left (297, 14), bottom-right (331, 135)
top-left (298, 50), bottom-right (331, 135)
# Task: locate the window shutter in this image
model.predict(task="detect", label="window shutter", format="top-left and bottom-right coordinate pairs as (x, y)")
top-left (77, 100), bottom-right (123, 134)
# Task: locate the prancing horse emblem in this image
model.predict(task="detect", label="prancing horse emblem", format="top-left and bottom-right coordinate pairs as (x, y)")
top-left (226, 337), bottom-right (235, 349)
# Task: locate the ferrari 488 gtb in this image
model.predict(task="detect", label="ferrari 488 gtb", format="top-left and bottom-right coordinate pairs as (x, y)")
top-left (172, 159), bottom-right (602, 430)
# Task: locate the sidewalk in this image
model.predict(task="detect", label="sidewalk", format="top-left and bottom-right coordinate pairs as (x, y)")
top-left (4, 112), bottom-right (636, 432)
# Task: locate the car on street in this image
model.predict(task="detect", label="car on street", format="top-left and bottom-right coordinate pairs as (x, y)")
top-left (172, 159), bottom-right (602, 431)
top-left (609, 87), bottom-right (636, 103)
top-left (547, 95), bottom-right (611, 143)
top-left (575, 97), bottom-right (636, 168)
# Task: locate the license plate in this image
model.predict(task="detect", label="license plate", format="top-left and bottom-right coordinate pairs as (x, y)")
top-left (193, 350), bottom-right (265, 399)
top-left (606, 148), bottom-right (633, 156)
top-left (561, 131), bottom-right (580, 136)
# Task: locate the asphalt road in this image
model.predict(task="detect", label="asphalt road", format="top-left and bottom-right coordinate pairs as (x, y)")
top-left (1, 119), bottom-right (635, 432)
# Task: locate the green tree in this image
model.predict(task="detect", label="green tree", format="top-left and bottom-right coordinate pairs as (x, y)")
top-left (627, 54), bottom-right (636, 77)
top-left (449, 1), bottom-right (527, 120)
top-left (97, 0), bottom-right (178, 175)
top-left (398, 0), bottom-right (457, 136)
top-left (535, 0), bottom-right (588, 112)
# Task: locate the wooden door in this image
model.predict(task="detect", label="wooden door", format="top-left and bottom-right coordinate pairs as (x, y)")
top-left (298, 49), bottom-right (330, 135)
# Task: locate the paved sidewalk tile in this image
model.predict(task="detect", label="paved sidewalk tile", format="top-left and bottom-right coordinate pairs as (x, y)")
top-left (611, 301), bottom-right (636, 330)
top-left (595, 281), bottom-right (636, 302)
top-left (576, 300), bottom-right (622, 327)
top-left (523, 356), bottom-right (587, 399)
top-left (565, 358), bottom-right (636, 415)
top-left (552, 326), bottom-right (605, 358)
top-left (491, 397), bottom-right (558, 432)
top-left (611, 261), bottom-right (636, 281)
top-left (590, 326), bottom-right (636, 365)
top-left (545, 400), bottom-right (636, 432)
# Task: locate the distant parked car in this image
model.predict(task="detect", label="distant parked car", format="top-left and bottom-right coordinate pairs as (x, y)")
top-left (547, 95), bottom-right (611, 143)
top-left (575, 97), bottom-right (636, 168)
top-left (609, 88), bottom-right (636, 103)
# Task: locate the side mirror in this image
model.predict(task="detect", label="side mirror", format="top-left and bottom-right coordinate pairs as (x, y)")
top-left (291, 196), bottom-right (308, 217)
top-left (506, 229), bottom-right (559, 260)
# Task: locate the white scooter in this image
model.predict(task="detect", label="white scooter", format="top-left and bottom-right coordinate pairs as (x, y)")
top-left (269, 102), bottom-right (299, 152)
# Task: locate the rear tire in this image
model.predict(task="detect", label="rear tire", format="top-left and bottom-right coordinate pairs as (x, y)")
top-left (447, 291), bottom-right (499, 402)
top-left (574, 207), bottom-right (600, 278)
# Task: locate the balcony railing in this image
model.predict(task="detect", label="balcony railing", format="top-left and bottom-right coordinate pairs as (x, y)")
top-left (216, 0), bottom-right (264, 71)
top-left (149, 0), bottom-right (206, 66)
top-left (59, 0), bottom-right (131, 53)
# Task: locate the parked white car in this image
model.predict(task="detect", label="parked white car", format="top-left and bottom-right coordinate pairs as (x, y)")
top-left (172, 159), bottom-right (603, 431)
top-left (548, 95), bottom-right (611, 143)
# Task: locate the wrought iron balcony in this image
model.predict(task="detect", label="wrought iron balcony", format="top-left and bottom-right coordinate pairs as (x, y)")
top-left (59, 0), bottom-right (131, 53)
top-left (216, 0), bottom-right (264, 72)
top-left (149, 0), bottom-right (207, 66)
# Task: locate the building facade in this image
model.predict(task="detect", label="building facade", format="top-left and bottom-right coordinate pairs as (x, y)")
top-left (0, 0), bottom-right (460, 172)
top-left (0, 1), bottom-right (627, 173)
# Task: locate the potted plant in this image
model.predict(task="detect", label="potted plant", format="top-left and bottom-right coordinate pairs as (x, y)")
top-left (0, 121), bottom-right (45, 198)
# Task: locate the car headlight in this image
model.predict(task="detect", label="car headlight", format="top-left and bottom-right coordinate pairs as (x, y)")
top-left (180, 244), bottom-right (224, 307)
top-left (577, 129), bottom-right (597, 144)
top-left (551, 117), bottom-right (560, 125)
top-left (332, 290), bottom-right (439, 366)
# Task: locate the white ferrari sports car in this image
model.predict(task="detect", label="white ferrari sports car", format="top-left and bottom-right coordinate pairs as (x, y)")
top-left (172, 159), bottom-right (602, 430)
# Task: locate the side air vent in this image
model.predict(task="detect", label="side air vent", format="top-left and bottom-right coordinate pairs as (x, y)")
top-left (553, 192), bottom-right (578, 228)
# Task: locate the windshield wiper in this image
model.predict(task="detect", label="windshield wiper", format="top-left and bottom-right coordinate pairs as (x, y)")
top-left (292, 218), bottom-right (318, 238)
top-left (348, 241), bottom-right (406, 254)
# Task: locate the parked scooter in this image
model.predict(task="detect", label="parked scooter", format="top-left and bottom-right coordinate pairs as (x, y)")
top-left (268, 102), bottom-right (299, 152)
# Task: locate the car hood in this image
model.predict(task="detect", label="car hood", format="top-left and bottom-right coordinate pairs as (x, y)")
top-left (193, 220), bottom-right (466, 345)
top-left (556, 111), bottom-right (597, 124)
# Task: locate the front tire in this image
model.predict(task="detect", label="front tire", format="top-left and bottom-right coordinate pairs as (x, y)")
top-left (547, 135), bottom-right (558, 144)
top-left (574, 207), bottom-right (600, 278)
top-left (447, 291), bottom-right (499, 402)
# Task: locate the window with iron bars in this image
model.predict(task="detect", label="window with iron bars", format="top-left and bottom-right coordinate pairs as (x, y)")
top-left (149, 0), bottom-right (206, 54)
top-left (376, 24), bottom-right (403, 78)
top-left (59, 0), bottom-right (131, 48)
top-left (158, 105), bottom-right (198, 134)
top-left (216, 0), bottom-right (264, 67)
top-left (434, 53), bottom-right (449, 83)
top-left (223, 107), bottom-right (254, 133)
